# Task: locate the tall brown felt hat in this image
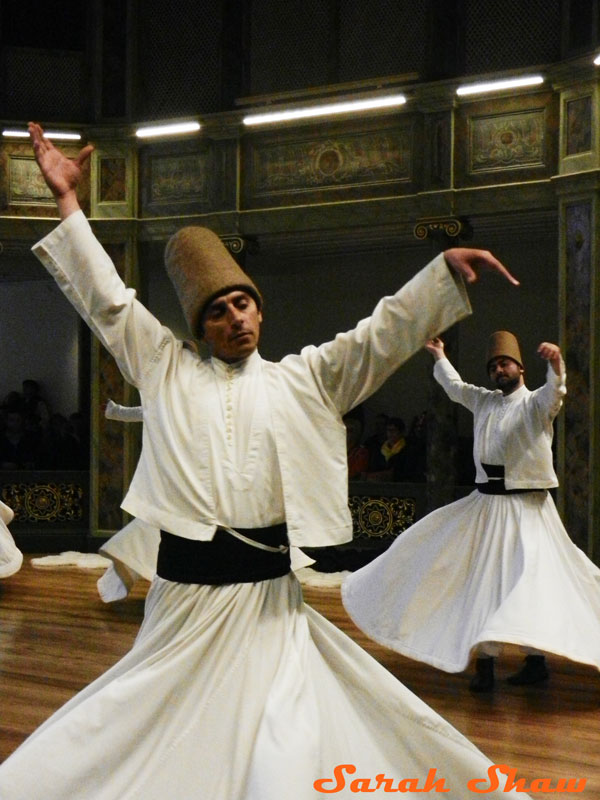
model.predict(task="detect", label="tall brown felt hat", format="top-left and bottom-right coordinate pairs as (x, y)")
top-left (486, 330), bottom-right (523, 369)
top-left (164, 227), bottom-right (262, 337)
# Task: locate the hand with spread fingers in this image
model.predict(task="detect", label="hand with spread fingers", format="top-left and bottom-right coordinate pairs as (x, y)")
top-left (28, 122), bottom-right (94, 219)
top-left (444, 247), bottom-right (520, 286)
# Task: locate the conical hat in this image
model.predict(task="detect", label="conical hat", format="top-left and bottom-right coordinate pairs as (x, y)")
top-left (486, 330), bottom-right (523, 369)
top-left (164, 227), bottom-right (261, 337)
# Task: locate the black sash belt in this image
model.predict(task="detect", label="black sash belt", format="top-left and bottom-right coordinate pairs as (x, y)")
top-left (477, 463), bottom-right (545, 496)
top-left (157, 523), bottom-right (290, 585)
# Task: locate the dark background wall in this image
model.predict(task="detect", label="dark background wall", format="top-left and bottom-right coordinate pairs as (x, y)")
top-left (0, 0), bottom-right (574, 123)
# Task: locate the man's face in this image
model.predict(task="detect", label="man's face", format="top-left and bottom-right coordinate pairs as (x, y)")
top-left (201, 290), bottom-right (262, 363)
top-left (488, 356), bottom-right (523, 395)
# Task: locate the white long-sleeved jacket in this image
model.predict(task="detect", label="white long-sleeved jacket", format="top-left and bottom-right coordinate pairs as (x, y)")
top-left (434, 357), bottom-right (566, 489)
top-left (33, 210), bottom-right (471, 546)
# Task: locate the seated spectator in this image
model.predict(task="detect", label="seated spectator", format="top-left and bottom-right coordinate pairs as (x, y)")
top-left (344, 415), bottom-right (369, 480)
top-left (366, 417), bottom-right (407, 481)
top-left (40, 413), bottom-right (81, 469)
top-left (22, 379), bottom-right (50, 428)
top-left (395, 411), bottom-right (428, 482)
top-left (0, 409), bottom-right (41, 469)
top-left (364, 412), bottom-right (388, 472)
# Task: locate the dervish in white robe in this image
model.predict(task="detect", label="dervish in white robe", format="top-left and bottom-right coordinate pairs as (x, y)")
top-left (0, 123), bottom-right (531, 800)
top-left (0, 500), bottom-right (22, 579)
top-left (343, 344), bottom-right (600, 690)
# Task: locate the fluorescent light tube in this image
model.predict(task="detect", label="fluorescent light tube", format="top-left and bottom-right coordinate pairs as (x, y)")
top-left (243, 94), bottom-right (407, 126)
top-left (457, 76), bottom-right (544, 96)
top-left (135, 121), bottom-right (201, 138)
top-left (3, 129), bottom-right (81, 140)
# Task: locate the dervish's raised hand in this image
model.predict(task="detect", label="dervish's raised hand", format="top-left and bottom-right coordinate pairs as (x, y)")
top-left (424, 337), bottom-right (446, 360)
top-left (28, 122), bottom-right (94, 219)
top-left (444, 248), bottom-right (520, 286)
top-left (537, 341), bottom-right (562, 375)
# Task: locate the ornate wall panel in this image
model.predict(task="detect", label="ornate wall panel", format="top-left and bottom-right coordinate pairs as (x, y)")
top-left (242, 117), bottom-right (419, 208)
top-left (348, 494), bottom-right (418, 540)
top-left (99, 158), bottom-right (127, 202)
top-left (566, 95), bottom-right (593, 155)
top-left (559, 84), bottom-right (599, 176)
top-left (563, 201), bottom-right (592, 551)
top-left (422, 112), bottom-right (452, 191)
top-left (0, 141), bottom-right (91, 217)
top-left (91, 142), bottom-right (136, 219)
top-left (139, 139), bottom-right (236, 217)
top-left (0, 472), bottom-right (88, 527)
top-left (455, 93), bottom-right (558, 188)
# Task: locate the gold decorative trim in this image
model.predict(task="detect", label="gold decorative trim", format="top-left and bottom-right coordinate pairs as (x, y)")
top-left (348, 495), bottom-right (417, 539)
top-left (1, 482), bottom-right (84, 523)
top-left (221, 235), bottom-right (245, 254)
top-left (413, 217), bottom-right (465, 240)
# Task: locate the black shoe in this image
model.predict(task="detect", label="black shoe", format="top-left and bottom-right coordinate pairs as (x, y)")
top-left (469, 657), bottom-right (495, 692)
top-left (507, 655), bottom-right (549, 686)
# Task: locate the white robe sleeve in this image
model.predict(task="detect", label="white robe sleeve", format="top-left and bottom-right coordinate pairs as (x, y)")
top-left (32, 211), bottom-right (174, 393)
top-left (302, 253), bottom-right (472, 415)
top-left (433, 357), bottom-right (489, 413)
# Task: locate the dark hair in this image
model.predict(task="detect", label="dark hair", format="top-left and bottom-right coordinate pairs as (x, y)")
top-left (386, 417), bottom-right (405, 433)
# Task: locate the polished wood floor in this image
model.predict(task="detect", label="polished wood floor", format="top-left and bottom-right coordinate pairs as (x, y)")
top-left (1, 559), bottom-right (599, 798)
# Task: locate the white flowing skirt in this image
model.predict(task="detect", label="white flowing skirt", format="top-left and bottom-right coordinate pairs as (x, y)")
top-left (342, 490), bottom-right (600, 672)
top-left (0, 572), bottom-right (526, 799)
top-left (0, 500), bottom-right (22, 579)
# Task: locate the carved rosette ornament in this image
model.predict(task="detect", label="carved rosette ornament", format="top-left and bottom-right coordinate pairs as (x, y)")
top-left (1, 482), bottom-right (84, 523)
top-left (348, 495), bottom-right (417, 539)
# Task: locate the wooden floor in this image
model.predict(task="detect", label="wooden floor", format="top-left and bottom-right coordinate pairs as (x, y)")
top-left (1, 560), bottom-right (599, 798)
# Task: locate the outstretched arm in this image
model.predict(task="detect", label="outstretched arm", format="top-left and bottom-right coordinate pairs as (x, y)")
top-left (104, 400), bottom-right (144, 423)
top-left (444, 247), bottom-right (520, 286)
top-left (28, 122), bottom-right (93, 220)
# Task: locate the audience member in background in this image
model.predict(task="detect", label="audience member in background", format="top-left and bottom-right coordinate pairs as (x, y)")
top-left (400, 411), bottom-right (428, 482)
top-left (364, 412), bottom-right (388, 472)
top-left (40, 413), bottom-right (81, 469)
top-left (367, 417), bottom-right (407, 481)
top-left (0, 409), bottom-right (41, 469)
top-left (344, 414), bottom-right (370, 480)
top-left (21, 379), bottom-right (50, 428)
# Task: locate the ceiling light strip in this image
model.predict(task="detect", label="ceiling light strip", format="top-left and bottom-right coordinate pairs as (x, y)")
top-left (3, 129), bottom-right (81, 140)
top-left (135, 121), bottom-right (201, 138)
top-left (456, 76), bottom-right (544, 96)
top-left (243, 94), bottom-right (407, 126)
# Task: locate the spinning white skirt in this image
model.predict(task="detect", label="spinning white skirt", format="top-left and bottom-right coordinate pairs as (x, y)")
top-left (0, 500), bottom-right (22, 579)
top-left (343, 490), bottom-right (600, 672)
top-left (0, 572), bottom-right (527, 798)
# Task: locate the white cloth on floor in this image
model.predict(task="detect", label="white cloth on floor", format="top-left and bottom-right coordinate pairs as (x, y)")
top-left (0, 500), bottom-right (22, 579)
top-left (0, 572), bottom-right (526, 799)
top-left (342, 489), bottom-right (600, 672)
top-left (30, 552), bottom-right (112, 569)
